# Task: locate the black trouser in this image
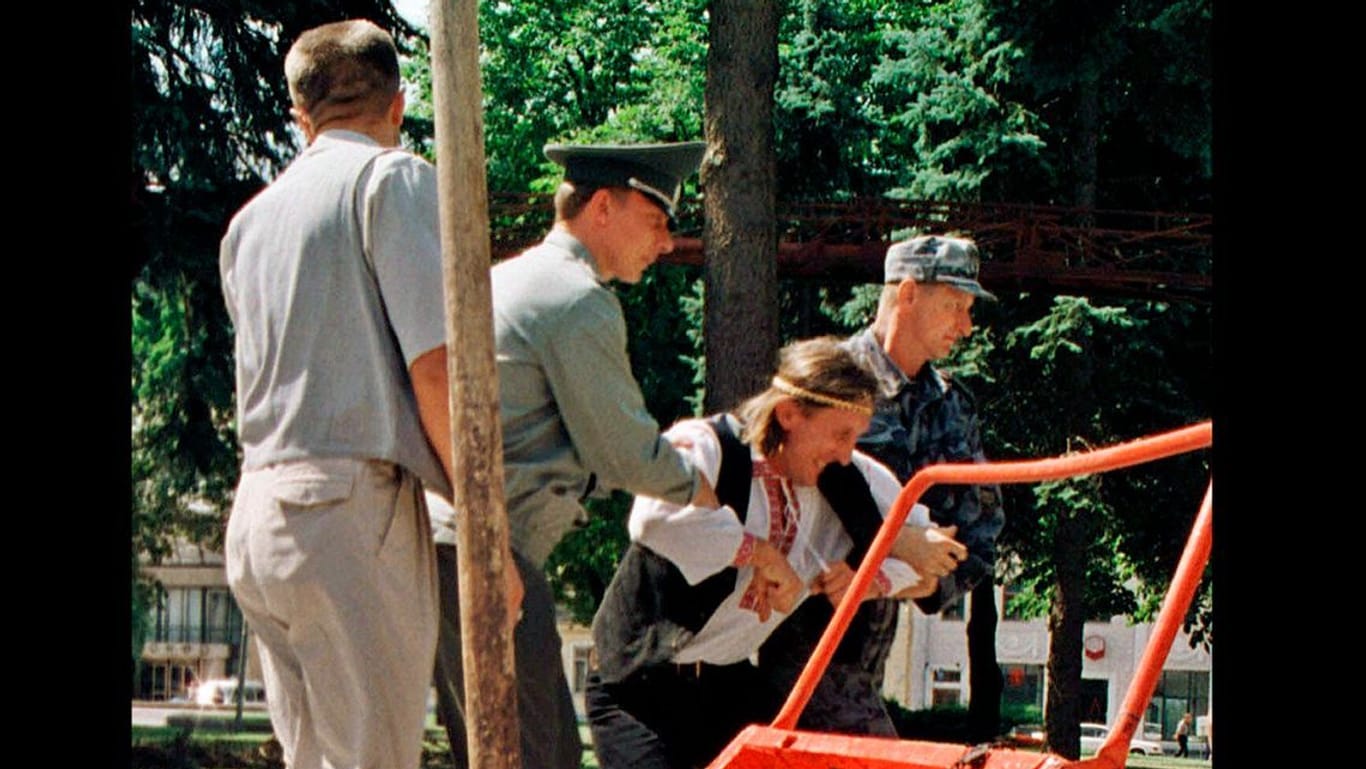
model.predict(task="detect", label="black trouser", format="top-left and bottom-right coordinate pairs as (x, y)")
top-left (432, 544), bottom-right (582, 769)
top-left (1177, 734), bottom-right (1189, 757)
top-left (587, 660), bottom-right (782, 769)
top-left (756, 598), bottom-right (899, 736)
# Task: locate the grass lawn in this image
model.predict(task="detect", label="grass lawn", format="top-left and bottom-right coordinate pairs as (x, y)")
top-left (131, 722), bottom-right (601, 769)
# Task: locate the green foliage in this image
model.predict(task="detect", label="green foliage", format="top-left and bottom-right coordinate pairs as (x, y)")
top-left (982, 0), bottom-right (1212, 208)
top-left (1000, 701), bottom-right (1044, 728)
top-left (868, 0), bottom-right (1047, 201)
top-left (131, 277), bottom-right (237, 560)
top-left (545, 493), bottom-right (633, 626)
top-left (474, 0), bottom-right (707, 193)
top-left (979, 296), bottom-right (1211, 639)
top-left (133, 0), bottom-right (1214, 649)
top-left (773, 0), bottom-right (887, 197)
top-left (886, 701), bottom-right (972, 742)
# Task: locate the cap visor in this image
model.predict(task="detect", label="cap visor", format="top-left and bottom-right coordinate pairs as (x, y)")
top-left (940, 276), bottom-right (998, 302)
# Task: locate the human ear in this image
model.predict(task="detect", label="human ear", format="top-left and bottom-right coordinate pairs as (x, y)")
top-left (290, 107), bottom-right (316, 144)
top-left (774, 399), bottom-right (804, 431)
top-left (896, 278), bottom-right (918, 309)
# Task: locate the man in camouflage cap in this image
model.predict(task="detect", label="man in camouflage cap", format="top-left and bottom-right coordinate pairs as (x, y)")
top-left (428, 141), bottom-right (719, 769)
top-left (759, 233), bottom-right (1006, 737)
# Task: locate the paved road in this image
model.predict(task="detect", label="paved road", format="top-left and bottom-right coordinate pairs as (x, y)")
top-left (133, 703), bottom-right (267, 727)
top-left (132, 705), bottom-right (181, 727)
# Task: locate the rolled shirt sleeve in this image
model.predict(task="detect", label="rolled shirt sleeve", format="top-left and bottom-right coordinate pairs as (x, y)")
top-left (628, 420), bottom-right (746, 585)
top-left (856, 452), bottom-right (930, 595)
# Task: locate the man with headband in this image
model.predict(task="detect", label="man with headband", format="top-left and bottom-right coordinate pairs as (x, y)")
top-left (758, 234), bottom-right (1005, 738)
top-left (587, 336), bottom-right (953, 769)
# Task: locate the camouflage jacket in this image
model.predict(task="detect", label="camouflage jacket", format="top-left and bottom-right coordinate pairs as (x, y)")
top-left (843, 328), bottom-right (1005, 614)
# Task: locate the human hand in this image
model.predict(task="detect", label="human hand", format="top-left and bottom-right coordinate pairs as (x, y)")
top-left (812, 560), bottom-right (855, 606)
top-left (893, 524), bottom-right (967, 578)
top-left (748, 539), bottom-right (805, 621)
top-left (892, 574), bottom-right (939, 600)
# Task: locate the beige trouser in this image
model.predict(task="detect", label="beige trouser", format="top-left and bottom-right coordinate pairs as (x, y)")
top-left (226, 458), bottom-right (438, 769)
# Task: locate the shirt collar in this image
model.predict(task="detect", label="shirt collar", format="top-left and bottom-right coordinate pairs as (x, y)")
top-left (846, 327), bottom-right (947, 402)
top-left (311, 129), bottom-right (381, 149)
top-left (543, 229), bottom-right (606, 282)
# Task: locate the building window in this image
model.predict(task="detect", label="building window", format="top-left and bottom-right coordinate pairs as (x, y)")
top-left (931, 688), bottom-right (961, 707)
top-left (1002, 663), bottom-right (1044, 709)
top-left (930, 666), bottom-right (962, 708)
top-left (1146, 670), bottom-right (1210, 739)
top-left (571, 645), bottom-right (592, 693)
top-left (154, 587), bottom-right (243, 645)
top-left (155, 587), bottom-right (204, 643)
top-left (204, 589), bottom-right (244, 645)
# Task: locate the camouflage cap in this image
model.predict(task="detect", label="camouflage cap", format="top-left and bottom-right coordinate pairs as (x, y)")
top-left (884, 235), bottom-right (997, 301)
top-left (543, 141), bottom-right (707, 222)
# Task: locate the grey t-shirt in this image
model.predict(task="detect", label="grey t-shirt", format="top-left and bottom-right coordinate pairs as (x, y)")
top-left (220, 130), bottom-right (449, 497)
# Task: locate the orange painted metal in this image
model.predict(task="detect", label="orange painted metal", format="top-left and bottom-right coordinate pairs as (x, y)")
top-left (709, 726), bottom-right (1070, 769)
top-left (704, 420), bottom-right (1213, 769)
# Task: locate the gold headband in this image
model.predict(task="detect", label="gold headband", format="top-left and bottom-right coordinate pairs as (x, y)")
top-left (770, 376), bottom-right (872, 416)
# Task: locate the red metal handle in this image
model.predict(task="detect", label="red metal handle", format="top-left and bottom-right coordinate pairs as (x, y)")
top-left (770, 420), bottom-right (1213, 731)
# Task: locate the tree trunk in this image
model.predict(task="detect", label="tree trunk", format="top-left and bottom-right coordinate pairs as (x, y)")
top-left (965, 577), bottom-right (1003, 743)
top-left (1044, 509), bottom-right (1087, 759)
top-left (1073, 65), bottom-right (1099, 227)
top-left (702, 0), bottom-right (780, 413)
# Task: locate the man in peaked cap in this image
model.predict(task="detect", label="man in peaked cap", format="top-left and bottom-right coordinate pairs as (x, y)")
top-left (758, 233), bottom-right (1006, 739)
top-left (429, 141), bottom-right (719, 769)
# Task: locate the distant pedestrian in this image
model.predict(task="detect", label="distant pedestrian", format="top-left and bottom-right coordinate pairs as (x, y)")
top-left (1174, 712), bottom-right (1193, 757)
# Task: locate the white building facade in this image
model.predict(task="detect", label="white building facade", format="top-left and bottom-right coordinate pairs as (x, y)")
top-left (880, 586), bottom-right (1211, 741)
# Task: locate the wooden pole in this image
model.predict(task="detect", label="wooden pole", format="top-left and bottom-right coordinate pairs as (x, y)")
top-left (429, 2), bottom-right (522, 767)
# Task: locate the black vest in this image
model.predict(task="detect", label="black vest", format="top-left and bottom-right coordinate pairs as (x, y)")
top-left (591, 415), bottom-right (885, 683)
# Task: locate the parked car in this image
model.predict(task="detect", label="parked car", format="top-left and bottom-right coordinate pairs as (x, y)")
top-left (1079, 722), bottom-right (1164, 756)
top-left (193, 678), bottom-right (268, 709)
top-left (1006, 724), bottom-right (1045, 748)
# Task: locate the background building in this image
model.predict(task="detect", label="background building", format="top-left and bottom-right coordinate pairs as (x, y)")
top-left (135, 542), bottom-right (253, 702)
top-left (880, 585), bottom-right (1212, 741)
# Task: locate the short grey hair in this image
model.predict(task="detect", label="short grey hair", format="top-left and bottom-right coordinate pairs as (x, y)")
top-left (284, 20), bottom-right (400, 124)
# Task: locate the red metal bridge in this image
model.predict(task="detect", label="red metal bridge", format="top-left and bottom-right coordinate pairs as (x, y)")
top-left (489, 195), bottom-right (1212, 304)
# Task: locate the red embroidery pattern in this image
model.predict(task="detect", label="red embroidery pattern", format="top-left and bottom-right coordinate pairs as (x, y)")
top-left (732, 533), bottom-right (756, 567)
top-left (873, 569), bottom-right (892, 597)
top-left (739, 459), bottom-right (800, 614)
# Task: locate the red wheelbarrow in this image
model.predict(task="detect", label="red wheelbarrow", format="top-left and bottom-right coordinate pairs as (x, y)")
top-left (707, 421), bottom-right (1213, 769)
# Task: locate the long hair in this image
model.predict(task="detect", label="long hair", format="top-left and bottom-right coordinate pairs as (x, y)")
top-left (733, 336), bottom-right (877, 458)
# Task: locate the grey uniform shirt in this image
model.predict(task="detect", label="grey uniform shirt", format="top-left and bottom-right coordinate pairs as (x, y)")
top-left (430, 230), bottom-right (697, 564)
top-left (219, 130), bottom-right (449, 498)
